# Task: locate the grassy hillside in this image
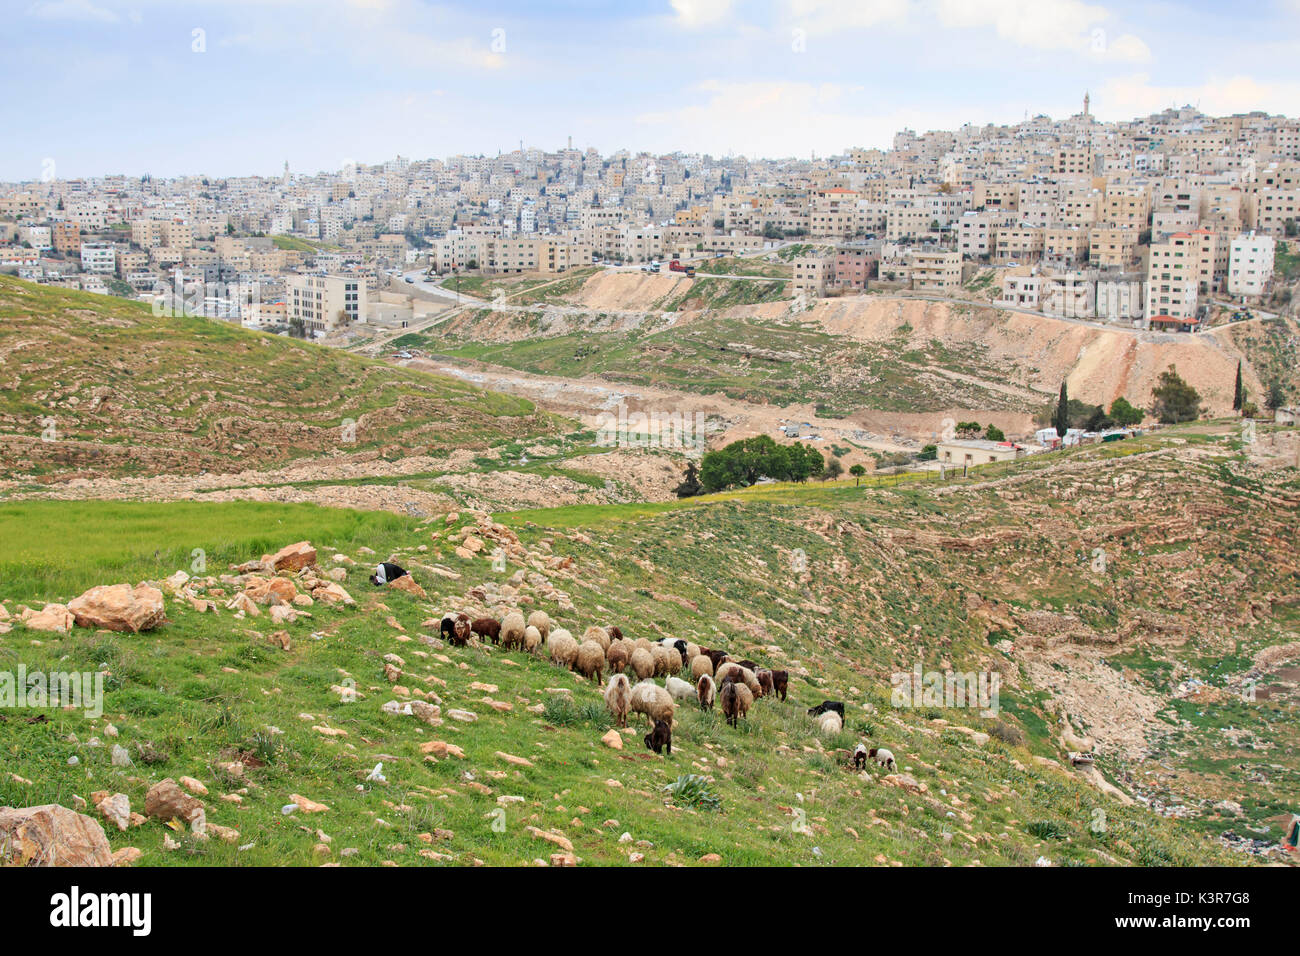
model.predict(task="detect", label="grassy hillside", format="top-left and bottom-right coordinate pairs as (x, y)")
top-left (2, 429), bottom-right (1295, 867)
top-left (0, 276), bottom-right (559, 481)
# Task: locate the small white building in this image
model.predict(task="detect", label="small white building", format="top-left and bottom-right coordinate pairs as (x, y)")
top-left (1228, 232), bottom-right (1275, 298)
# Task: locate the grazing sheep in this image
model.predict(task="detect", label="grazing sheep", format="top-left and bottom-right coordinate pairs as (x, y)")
top-left (755, 669), bottom-right (774, 698)
top-left (526, 610), bottom-right (551, 642)
top-left (868, 748), bottom-right (896, 771)
top-left (630, 647), bottom-right (655, 681)
top-left (604, 674), bottom-right (632, 727)
top-left (816, 710), bottom-right (843, 735)
top-left (500, 611), bottom-right (527, 651)
top-left (659, 637), bottom-right (689, 662)
top-left (629, 680), bottom-right (675, 728)
top-left (720, 680), bottom-right (754, 728)
top-left (440, 615), bottom-right (457, 643)
top-left (684, 641), bottom-right (701, 664)
top-left (472, 617), bottom-right (501, 645)
top-left (574, 640), bottom-right (606, 684)
top-left (607, 626), bottom-right (623, 642)
top-left (650, 644), bottom-right (673, 677)
top-left (690, 654), bottom-right (714, 681)
top-left (633, 637), bottom-right (654, 656)
top-left (701, 648), bottom-right (730, 672)
top-left (644, 718), bottom-right (672, 755)
top-left (771, 670), bottom-right (789, 702)
top-left (547, 629), bottom-right (579, 669)
top-left (853, 743), bottom-right (868, 770)
top-left (665, 675), bottom-right (695, 704)
top-left (450, 613), bottom-right (472, 647)
top-left (607, 641), bottom-right (630, 674)
top-left (737, 659), bottom-right (759, 673)
top-left (697, 673), bottom-right (716, 711)
top-left (715, 662), bottom-right (762, 698)
top-left (523, 625), bottom-right (543, 655)
top-left (807, 700), bottom-right (845, 723)
top-left (582, 625), bottom-right (612, 653)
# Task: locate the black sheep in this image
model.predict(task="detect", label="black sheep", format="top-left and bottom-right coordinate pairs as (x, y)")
top-left (644, 718), bottom-right (672, 755)
top-left (771, 670), bottom-right (789, 702)
top-left (807, 700), bottom-right (845, 722)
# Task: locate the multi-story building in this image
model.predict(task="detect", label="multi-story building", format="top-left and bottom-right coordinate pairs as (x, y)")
top-left (79, 240), bottom-right (116, 274)
top-left (1228, 232), bottom-right (1275, 297)
top-left (285, 274), bottom-right (366, 334)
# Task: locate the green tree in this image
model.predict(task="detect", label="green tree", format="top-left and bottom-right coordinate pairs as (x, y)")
top-left (1151, 366), bottom-right (1202, 424)
top-left (918, 444), bottom-right (937, 460)
top-left (985, 424), bottom-right (1005, 442)
top-left (1233, 361), bottom-right (1244, 412)
top-left (1265, 380), bottom-right (1286, 412)
top-left (1109, 397), bottom-right (1144, 427)
top-left (673, 461), bottom-right (702, 498)
top-left (956, 421), bottom-right (982, 438)
top-left (1052, 381), bottom-right (1069, 437)
top-left (849, 463), bottom-right (866, 486)
top-left (822, 456), bottom-right (844, 482)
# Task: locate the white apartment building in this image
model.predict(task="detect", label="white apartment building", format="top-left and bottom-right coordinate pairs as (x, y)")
top-left (79, 240), bottom-right (116, 274)
top-left (1228, 232), bottom-right (1275, 297)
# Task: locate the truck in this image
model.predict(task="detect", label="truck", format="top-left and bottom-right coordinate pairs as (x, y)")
top-left (668, 260), bottom-right (696, 277)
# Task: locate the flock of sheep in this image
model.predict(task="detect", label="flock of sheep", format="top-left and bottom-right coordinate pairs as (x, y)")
top-left (438, 609), bottom-right (895, 768)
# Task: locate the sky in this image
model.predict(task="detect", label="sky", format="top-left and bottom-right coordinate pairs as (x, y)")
top-left (5, 0), bottom-right (1300, 181)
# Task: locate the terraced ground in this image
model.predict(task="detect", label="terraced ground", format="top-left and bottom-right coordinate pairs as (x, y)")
top-left (1, 426), bottom-right (1295, 867)
top-left (0, 277), bottom-right (559, 481)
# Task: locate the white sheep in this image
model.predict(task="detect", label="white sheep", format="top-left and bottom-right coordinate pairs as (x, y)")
top-left (816, 711), bottom-right (843, 735)
top-left (664, 675), bottom-right (695, 703)
top-left (629, 680), bottom-right (675, 728)
top-left (868, 747), bottom-right (896, 770)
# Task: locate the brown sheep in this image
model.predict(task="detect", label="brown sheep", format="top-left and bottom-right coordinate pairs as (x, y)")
top-left (450, 612), bottom-right (472, 647)
top-left (629, 647), bottom-right (655, 681)
top-left (607, 625), bottom-right (623, 642)
top-left (690, 654), bottom-right (714, 681)
top-left (701, 648), bottom-right (730, 672)
top-left (603, 674), bottom-right (631, 727)
top-left (607, 641), bottom-right (630, 674)
top-left (755, 668), bottom-right (775, 698)
top-left (697, 673), bottom-right (716, 711)
top-left (720, 680), bottom-right (754, 728)
top-left (771, 670), bottom-right (789, 702)
top-left (574, 640), bottom-right (605, 684)
top-left (471, 617), bottom-right (501, 645)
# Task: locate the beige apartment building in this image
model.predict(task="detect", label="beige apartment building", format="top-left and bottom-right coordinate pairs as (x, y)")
top-left (908, 250), bottom-right (961, 291)
top-left (286, 274), bottom-right (366, 334)
top-left (1089, 225), bottom-right (1142, 268)
top-left (1146, 232), bottom-right (1204, 322)
top-left (994, 226), bottom-right (1045, 264)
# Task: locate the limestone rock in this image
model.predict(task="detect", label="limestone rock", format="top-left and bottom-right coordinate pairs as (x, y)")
top-left (68, 583), bottom-right (166, 633)
top-left (0, 804), bottom-right (114, 867)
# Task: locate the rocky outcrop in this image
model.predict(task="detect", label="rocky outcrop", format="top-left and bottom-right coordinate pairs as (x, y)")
top-left (266, 541), bottom-right (317, 573)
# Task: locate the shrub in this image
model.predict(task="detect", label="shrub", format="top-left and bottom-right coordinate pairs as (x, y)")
top-left (663, 774), bottom-right (722, 812)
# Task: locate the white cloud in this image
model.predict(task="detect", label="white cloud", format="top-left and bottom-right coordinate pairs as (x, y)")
top-left (26, 0), bottom-right (119, 22)
top-left (1099, 72), bottom-right (1300, 118)
top-left (784, 0), bottom-right (910, 33)
top-left (670, 0), bottom-right (735, 28)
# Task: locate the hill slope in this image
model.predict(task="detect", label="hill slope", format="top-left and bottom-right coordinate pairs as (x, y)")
top-left (0, 277), bottom-right (557, 482)
top-left (2, 426), bottom-right (1295, 867)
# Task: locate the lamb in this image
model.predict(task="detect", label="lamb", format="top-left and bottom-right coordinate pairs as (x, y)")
top-left (816, 710), bottom-right (843, 735)
top-left (715, 662), bottom-right (761, 698)
top-left (574, 640), bottom-right (606, 684)
top-left (853, 743), bottom-right (868, 770)
top-left (690, 654), bottom-right (714, 681)
top-left (868, 748), bottom-right (896, 771)
top-left (523, 624), bottom-right (543, 655)
top-left (697, 673), bottom-right (716, 711)
top-left (629, 646), bottom-right (655, 680)
top-left (665, 675), bottom-right (695, 704)
top-left (606, 641), bottom-right (630, 674)
top-left (604, 674), bottom-right (632, 727)
top-left (644, 718), bottom-right (672, 755)
top-left (499, 611), bottom-right (526, 651)
top-left (583, 625), bottom-right (612, 653)
top-left (629, 680), bottom-right (675, 728)
top-left (806, 700), bottom-right (845, 722)
top-left (720, 680), bottom-right (753, 728)
top-left (471, 617), bottom-right (501, 645)
top-left (770, 670), bottom-right (789, 702)
top-left (526, 610), bottom-right (551, 642)
top-left (755, 669), bottom-right (775, 698)
top-left (547, 629), bottom-right (579, 669)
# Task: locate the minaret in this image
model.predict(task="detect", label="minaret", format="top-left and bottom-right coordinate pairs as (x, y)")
top-left (282, 160), bottom-right (289, 186)
top-left (1083, 91), bottom-right (1091, 119)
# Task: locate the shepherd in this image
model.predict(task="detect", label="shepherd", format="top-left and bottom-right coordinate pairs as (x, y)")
top-left (369, 561), bottom-right (409, 586)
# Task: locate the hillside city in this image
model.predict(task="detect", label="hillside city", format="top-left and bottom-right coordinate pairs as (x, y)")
top-left (2, 97), bottom-right (1296, 342)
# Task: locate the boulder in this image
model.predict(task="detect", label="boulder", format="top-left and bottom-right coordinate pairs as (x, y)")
top-left (311, 582), bottom-right (354, 605)
top-left (144, 779), bottom-right (203, 824)
top-left (388, 576), bottom-right (428, 599)
top-left (0, 804), bottom-right (114, 866)
top-left (22, 603), bottom-right (75, 633)
top-left (96, 793), bottom-right (131, 832)
top-left (267, 541), bottom-right (317, 573)
top-left (68, 583), bottom-right (166, 633)
top-left (243, 577), bottom-right (298, 605)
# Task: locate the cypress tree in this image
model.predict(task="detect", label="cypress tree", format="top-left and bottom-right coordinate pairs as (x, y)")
top-left (1233, 361), bottom-right (1243, 412)
top-left (1053, 381), bottom-right (1069, 437)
